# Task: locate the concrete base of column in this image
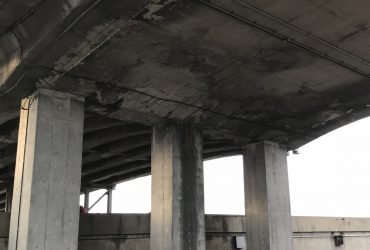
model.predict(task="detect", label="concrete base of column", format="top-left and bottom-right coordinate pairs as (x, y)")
top-left (8, 89), bottom-right (84, 250)
top-left (150, 121), bottom-right (205, 250)
top-left (243, 141), bottom-right (293, 250)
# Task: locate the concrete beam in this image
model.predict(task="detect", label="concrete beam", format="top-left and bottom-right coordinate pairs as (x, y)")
top-left (8, 89), bottom-right (84, 250)
top-left (83, 124), bottom-right (149, 150)
top-left (81, 134), bottom-right (151, 166)
top-left (93, 134), bottom-right (151, 158)
top-left (82, 145), bottom-right (151, 175)
top-left (85, 160), bottom-right (150, 183)
top-left (97, 167), bottom-right (150, 185)
top-left (83, 115), bottom-right (123, 134)
top-left (150, 121), bottom-right (206, 250)
top-left (243, 141), bottom-right (292, 250)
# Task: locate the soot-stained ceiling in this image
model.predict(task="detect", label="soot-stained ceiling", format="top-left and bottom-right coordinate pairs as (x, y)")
top-left (1, 0), bottom-right (370, 205)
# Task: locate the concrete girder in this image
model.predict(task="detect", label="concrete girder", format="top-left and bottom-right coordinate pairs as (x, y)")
top-left (82, 146), bottom-right (151, 176)
top-left (203, 149), bottom-right (241, 160)
top-left (0, 193), bottom-right (5, 202)
top-left (98, 167), bottom-right (151, 186)
top-left (80, 133), bottom-right (151, 167)
top-left (82, 143), bottom-right (240, 184)
top-left (0, 146), bottom-right (17, 166)
top-left (83, 124), bottom-right (150, 150)
top-left (90, 133), bottom-right (152, 158)
top-left (0, 0), bottom-right (94, 90)
top-left (83, 160), bottom-right (151, 184)
top-left (83, 115), bottom-right (125, 133)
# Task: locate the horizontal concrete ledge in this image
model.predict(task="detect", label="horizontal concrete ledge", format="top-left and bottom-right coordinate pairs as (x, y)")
top-left (2, 213), bottom-right (370, 238)
top-left (81, 214), bottom-right (370, 236)
top-left (293, 216), bottom-right (370, 233)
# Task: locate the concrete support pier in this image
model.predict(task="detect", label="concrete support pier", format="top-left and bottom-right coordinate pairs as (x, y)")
top-left (243, 141), bottom-right (293, 250)
top-left (107, 187), bottom-right (113, 214)
top-left (150, 122), bottom-right (205, 250)
top-left (84, 190), bottom-right (90, 211)
top-left (8, 89), bottom-right (85, 250)
top-left (5, 181), bottom-right (13, 212)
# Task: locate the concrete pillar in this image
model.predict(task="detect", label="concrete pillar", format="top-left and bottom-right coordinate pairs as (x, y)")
top-left (5, 180), bottom-right (13, 212)
top-left (243, 141), bottom-right (292, 250)
top-left (8, 89), bottom-right (85, 250)
top-left (150, 121), bottom-right (205, 250)
top-left (107, 187), bottom-right (113, 214)
top-left (84, 190), bottom-right (90, 211)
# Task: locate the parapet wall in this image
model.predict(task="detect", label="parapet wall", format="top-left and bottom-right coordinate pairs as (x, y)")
top-left (1, 213), bottom-right (370, 250)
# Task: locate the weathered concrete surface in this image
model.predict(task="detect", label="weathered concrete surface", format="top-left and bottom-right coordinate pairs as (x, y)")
top-left (2, 0), bottom-right (370, 150)
top-left (1, 214), bottom-right (370, 250)
top-left (150, 122), bottom-right (205, 250)
top-left (0, 0), bottom-right (96, 90)
top-left (8, 89), bottom-right (85, 250)
top-left (243, 141), bottom-right (292, 250)
top-left (2, 0), bottom-right (370, 196)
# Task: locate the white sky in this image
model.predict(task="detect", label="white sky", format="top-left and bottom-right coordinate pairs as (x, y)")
top-left (83, 117), bottom-right (370, 217)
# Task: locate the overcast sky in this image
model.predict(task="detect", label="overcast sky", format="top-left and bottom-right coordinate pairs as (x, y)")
top-left (83, 117), bottom-right (370, 217)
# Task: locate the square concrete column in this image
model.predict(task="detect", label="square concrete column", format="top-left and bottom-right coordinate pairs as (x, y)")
top-left (243, 141), bottom-right (292, 250)
top-left (5, 180), bottom-right (13, 212)
top-left (8, 89), bottom-right (84, 250)
top-left (150, 121), bottom-right (205, 250)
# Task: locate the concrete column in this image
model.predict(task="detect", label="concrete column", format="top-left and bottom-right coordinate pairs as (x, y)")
top-left (8, 89), bottom-right (84, 250)
top-left (107, 187), bottom-right (113, 214)
top-left (150, 121), bottom-right (205, 250)
top-left (5, 181), bottom-right (13, 212)
top-left (243, 141), bottom-right (292, 250)
top-left (84, 190), bottom-right (90, 211)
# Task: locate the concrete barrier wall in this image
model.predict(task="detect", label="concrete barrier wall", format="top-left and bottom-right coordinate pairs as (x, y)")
top-left (1, 213), bottom-right (370, 250)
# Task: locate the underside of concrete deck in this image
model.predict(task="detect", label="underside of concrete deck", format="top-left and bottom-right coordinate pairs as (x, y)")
top-left (1, 1), bottom-right (370, 199)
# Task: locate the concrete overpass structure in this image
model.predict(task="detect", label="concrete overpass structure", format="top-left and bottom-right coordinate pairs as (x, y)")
top-left (0, 0), bottom-right (370, 249)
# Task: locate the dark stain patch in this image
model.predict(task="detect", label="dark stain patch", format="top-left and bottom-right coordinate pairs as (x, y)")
top-left (161, 47), bottom-right (217, 76)
top-left (298, 84), bottom-right (315, 95)
top-left (306, 0), bottom-right (345, 21)
top-left (337, 24), bottom-right (368, 43)
top-left (249, 48), bottom-right (298, 73)
top-left (222, 217), bottom-right (228, 233)
top-left (326, 78), bottom-right (370, 104)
